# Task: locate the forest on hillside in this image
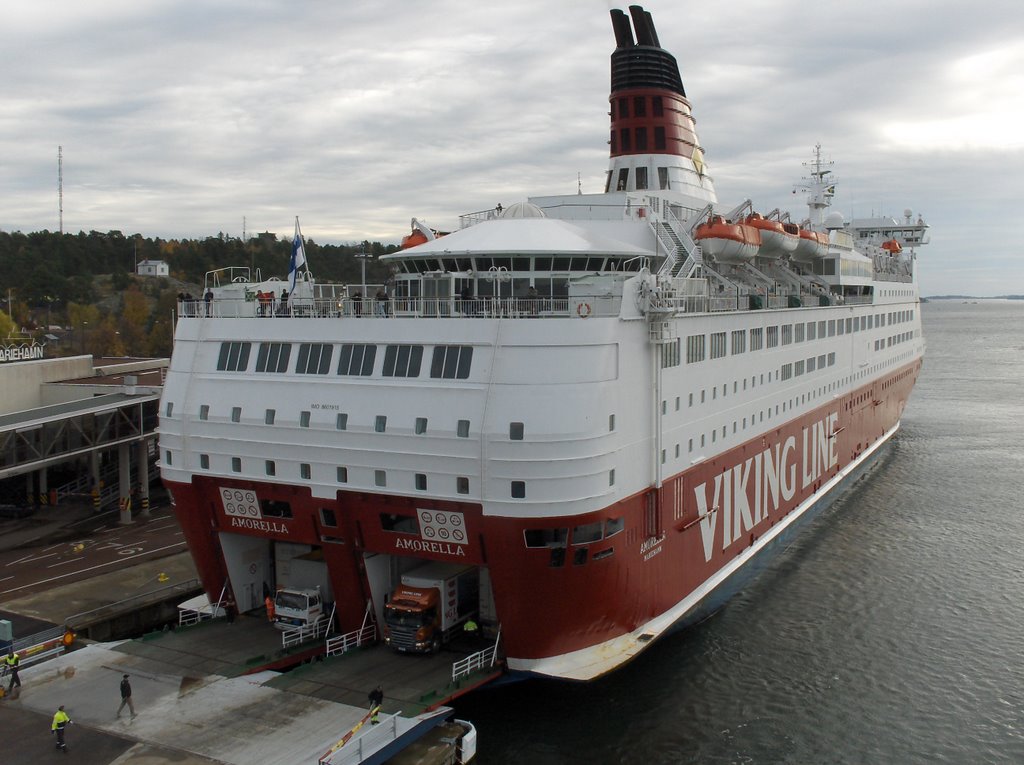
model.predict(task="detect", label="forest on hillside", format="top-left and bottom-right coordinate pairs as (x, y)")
top-left (0, 228), bottom-right (397, 358)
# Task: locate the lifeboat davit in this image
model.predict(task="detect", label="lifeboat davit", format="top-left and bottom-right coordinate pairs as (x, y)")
top-left (745, 213), bottom-right (799, 259)
top-left (792, 228), bottom-right (830, 262)
top-left (694, 215), bottom-right (762, 264)
top-left (881, 239), bottom-right (903, 254)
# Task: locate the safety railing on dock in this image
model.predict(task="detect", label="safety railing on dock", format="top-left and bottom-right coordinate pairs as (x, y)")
top-left (281, 615), bottom-right (330, 649)
top-left (1, 626), bottom-right (70, 677)
top-left (319, 710), bottom-right (398, 765)
top-left (452, 642), bottom-right (500, 683)
top-left (325, 623), bottom-right (376, 657)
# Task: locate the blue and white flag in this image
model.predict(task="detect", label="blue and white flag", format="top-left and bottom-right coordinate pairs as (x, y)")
top-left (288, 218), bottom-right (307, 294)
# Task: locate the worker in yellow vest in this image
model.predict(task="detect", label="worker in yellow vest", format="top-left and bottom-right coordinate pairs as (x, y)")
top-left (52, 705), bottom-right (73, 751)
top-left (4, 650), bottom-right (20, 692)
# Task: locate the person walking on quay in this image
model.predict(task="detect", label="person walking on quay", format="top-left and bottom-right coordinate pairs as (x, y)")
top-left (4, 649), bottom-right (21, 693)
top-left (368, 684), bottom-right (384, 724)
top-left (117, 674), bottom-right (137, 719)
top-left (52, 705), bottom-right (73, 751)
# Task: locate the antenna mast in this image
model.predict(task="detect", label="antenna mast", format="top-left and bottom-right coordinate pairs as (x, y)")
top-left (58, 146), bottom-right (64, 235)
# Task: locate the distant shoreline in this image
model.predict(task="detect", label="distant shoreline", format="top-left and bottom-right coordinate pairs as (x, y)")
top-left (924, 295), bottom-right (1024, 301)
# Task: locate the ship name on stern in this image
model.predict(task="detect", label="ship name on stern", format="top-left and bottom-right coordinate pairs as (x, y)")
top-left (693, 412), bottom-right (838, 562)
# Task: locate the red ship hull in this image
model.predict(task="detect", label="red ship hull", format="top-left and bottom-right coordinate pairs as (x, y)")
top-left (166, 357), bottom-right (920, 679)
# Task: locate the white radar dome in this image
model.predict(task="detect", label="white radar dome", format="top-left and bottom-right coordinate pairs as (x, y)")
top-left (823, 211), bottom-right (846, 230)
top-left (500, 201), bottom-right (547, 219)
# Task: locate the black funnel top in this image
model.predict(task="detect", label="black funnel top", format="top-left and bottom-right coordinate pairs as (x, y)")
top-left (609, 6), bottom-right (685, 97)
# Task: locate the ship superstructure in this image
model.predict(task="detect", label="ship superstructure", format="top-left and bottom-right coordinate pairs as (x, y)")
top-left (159, 6), bottom-right (926, 681)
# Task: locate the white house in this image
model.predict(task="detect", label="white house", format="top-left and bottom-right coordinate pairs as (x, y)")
top-left (137, 260), bottom-right (169, 277)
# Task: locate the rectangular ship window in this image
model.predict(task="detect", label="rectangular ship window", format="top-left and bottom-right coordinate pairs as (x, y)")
top-left (338, 343), bottom-right (377, 376)
top-left (297, 343), bottom-right (334, 375)
top-left (255, 342), bottom-right (291, 373)
top-left (430, 345), bottom-right (473, 379)
top-left (380, 513), bottom-right (417, 534)
top-left (336, 466), bottom-right (348, 483)
top-left (231, 406), bottom-right (241, 423)
top-left (573, 521), bottom-right (603, 545)
top-left (217, 341), bottom-right (252, 372)
top-left (457, 420), bottom-right (470, 438)
top-left (336, 413), bottom-right (348, 430)
top-left (766, 326), bottom-right (779, 348)
top-left (383, 344), bottom-right (424, 377)
top-left (261, 500), bottom-right (292, 518)
top-left (710, 332), bottom-right (727, 359)
top-left (749, 327), bottom-right (763, 351)
top-left (524, 528), bottom-right (567, 548)
top-left (415, 417), bottom-right (428, 434)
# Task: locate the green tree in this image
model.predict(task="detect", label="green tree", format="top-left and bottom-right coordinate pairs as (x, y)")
top-left (0, 310), bottom-right (15, 339)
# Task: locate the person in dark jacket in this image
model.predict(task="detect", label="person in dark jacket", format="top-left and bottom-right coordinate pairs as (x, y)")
top-left (117, 674), bottom-right (137, 718)
top-left (368, 685), bottom-right (384, 724)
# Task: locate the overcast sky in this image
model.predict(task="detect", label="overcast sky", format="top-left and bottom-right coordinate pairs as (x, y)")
top-left (5, 0), bottom-right (1022, 296)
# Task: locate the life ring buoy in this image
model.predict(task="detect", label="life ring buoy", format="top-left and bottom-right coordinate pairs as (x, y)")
top-left (577, 302), bottom-right (592, 318)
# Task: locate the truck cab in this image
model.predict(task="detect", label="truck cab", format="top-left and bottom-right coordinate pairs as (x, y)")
top-left (274, 586), bottom-right (324, 630)
top-left (383, 562), bottom-right (478, 653)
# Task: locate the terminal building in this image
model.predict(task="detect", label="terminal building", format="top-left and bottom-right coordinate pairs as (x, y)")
top-left (0, 346), bottom-right (166, 522)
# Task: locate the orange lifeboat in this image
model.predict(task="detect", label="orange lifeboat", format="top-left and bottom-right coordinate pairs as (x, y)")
top-left (881, 239), bottom-right (903, 254)
top-left (745, 213), bottom-right (798, 258)
top-left (792, 228), bottom-right (829, 262)
top-left (694, 215), bottom-right (762, 263)
top-left (400, 229), bottom-right (429, 249)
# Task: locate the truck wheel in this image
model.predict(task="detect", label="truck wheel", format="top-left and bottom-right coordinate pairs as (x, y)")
top-left (431, 635), bottom-right (441, 654)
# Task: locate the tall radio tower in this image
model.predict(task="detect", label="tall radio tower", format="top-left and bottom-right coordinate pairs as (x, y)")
top-left (58, 145), bottom-right (64, 235)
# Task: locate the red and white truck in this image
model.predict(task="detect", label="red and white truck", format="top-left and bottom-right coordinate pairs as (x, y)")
top-left (383, 562), bottom-right (479, 653)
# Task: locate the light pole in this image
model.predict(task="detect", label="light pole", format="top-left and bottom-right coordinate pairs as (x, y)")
top-left (354, 249), bottom-right (373, 302)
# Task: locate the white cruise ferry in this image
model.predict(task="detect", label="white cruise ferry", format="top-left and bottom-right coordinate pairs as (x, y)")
top-left (159, 5), bottom-right (927, 681)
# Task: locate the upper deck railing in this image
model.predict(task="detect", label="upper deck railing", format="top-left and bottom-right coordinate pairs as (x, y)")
top-left (178, 288), bottom-right (871, 322)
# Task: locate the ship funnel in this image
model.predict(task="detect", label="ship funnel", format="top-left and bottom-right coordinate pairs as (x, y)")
top-left (610, 9), bottom-right (634, 48)
top-left (628, 5), bottom-right (660, 48)
top-left (605, 6), bottom-right (716, 204)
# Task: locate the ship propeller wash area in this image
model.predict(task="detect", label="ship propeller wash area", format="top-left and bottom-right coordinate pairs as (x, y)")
top-left (0, 353), bottom-right (165, 522)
